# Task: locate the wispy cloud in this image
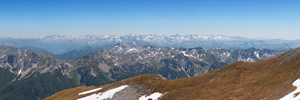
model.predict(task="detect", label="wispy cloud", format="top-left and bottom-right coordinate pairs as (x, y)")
top-left (276, 31), bottom-right (283, 34)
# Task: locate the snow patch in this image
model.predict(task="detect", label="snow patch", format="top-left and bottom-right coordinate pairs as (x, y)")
top-left (126, 48), bottom-right (136, 53)
top-left (226, 52), bottom-right (231, 58)
top-left (238, 56), bottom-right (255, 62)
top-left (181, 51), bottom-right (188, 56)
top-left (139, 92), bottom-right (163, 100)
top-left (77, 85), bottom-right (128, 100)
top-left (180, 51), bottom-right (197, 59)
top-left (18, 70), bottom-right (22, 75)
top-left (280, 79), bottom-right (300, 100)
top-left (181, 67), bottom-right (191, 78)
top-left (254, 51), bottom-right (260, 58)
top-left (246, 57), bottom-right (255, 62)
top-left (79, 88), bottom-right (102, 95)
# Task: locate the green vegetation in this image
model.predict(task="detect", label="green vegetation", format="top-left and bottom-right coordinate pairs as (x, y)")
top-left (0, 68), bottom-right (15, 89)
top-left (54, 46), bottom-right (104, 59)
top-left (76, 67), bottom-right (113, 86)
top-left (0, 69), bottom-right (112, 100)
top-left (0, 71), bottom-right (78, 100)
top-left (0, 46), bottom-right (18, 54)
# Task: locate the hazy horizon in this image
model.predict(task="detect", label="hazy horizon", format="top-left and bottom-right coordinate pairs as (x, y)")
top-left (0, 0), bottom-right (299, 40)
top-left (1, 33), bottom-right (299, 41)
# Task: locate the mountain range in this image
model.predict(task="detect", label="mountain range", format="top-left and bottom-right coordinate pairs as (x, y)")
top-left (1, 34), bottom-right (298, 55)
top-left (0, 43), bottom-right (282, 100)
top-left (46, 47), bottom-right (300, 100)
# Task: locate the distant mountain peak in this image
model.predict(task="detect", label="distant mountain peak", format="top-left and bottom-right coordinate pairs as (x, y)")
top-left (0, 34), bottom-right (297, 55)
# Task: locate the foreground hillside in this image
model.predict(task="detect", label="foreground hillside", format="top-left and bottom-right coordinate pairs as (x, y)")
top-left (46, 47), bottom-right (300, 100)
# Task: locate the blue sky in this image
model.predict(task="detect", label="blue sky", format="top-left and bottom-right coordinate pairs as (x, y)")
top-left (0, 0), bottom-right (299, 39)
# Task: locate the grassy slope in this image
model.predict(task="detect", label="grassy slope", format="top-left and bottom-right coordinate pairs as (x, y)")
top-left (0, 67), bottom-right (114, 100)
top-left (159, 49), bottom-right (300, 100)
top-left (44, 74), bottom-right (164, 100)
top-left (0, 68), bottom-right (15, 89)
top-left (0, 71), bottom-right (79, 100)
top-left (46, 48), bottom-right (300, 100)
